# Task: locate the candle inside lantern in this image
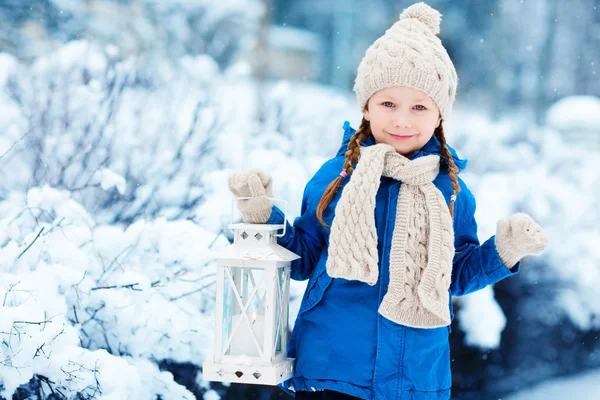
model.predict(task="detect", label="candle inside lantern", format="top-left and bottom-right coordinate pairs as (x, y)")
top-left (230, 311), bottom-right (265, 357)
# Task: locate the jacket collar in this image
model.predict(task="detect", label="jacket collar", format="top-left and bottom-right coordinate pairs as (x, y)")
top-left (337, 120), bottom-right (468, 173)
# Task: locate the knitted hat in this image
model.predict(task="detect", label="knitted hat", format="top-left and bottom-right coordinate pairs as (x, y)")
top-left (353, 2), bottom-right (458, 119)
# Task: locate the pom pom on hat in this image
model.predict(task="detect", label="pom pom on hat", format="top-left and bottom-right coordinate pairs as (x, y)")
top-left (399, 2), bottom-right (441, 35)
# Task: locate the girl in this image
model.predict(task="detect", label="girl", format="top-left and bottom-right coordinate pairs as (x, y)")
top-left (228, 3), bottom-right (548, 399)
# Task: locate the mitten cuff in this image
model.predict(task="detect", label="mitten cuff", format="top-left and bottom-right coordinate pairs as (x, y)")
top-left (494, 237), bottom-right (523, 269)
top-left (241, 205), bottom-right (273, 224)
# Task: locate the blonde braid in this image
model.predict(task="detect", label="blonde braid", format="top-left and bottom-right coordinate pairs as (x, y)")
top-left (316, 118), bottom-right (372, 228)
top-left (434, 122), bottom-right (460, 218)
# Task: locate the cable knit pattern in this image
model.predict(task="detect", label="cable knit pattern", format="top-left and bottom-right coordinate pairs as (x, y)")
top-left (353, 2), bottom-right (458, 119)
top-left (326, 143), bottom-right (454, 328)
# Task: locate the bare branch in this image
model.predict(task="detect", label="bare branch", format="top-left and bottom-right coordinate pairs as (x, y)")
top-left (33, 343), bottom-right (48, 359)
top-left (169, 280), bottom-right (215, 302)
top-left (0, 126), bottom-right (34, 161)
top-left (13, 320), bottom-right (53, 326)
top-left (91, 279), bottom-right (160, 292)
top-left (3, 280), bottom-right (21, 307)
top-left (17, 227), bottom-right (45, 259)
top-left (96, 244), bottom-right (135, 283)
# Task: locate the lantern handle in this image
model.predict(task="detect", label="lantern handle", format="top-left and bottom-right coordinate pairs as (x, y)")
top-left (230, 196), bottom-right (288, 237)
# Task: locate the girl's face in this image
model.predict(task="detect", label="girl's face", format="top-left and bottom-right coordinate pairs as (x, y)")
top-left (364, 86), bottom-right (442, 158)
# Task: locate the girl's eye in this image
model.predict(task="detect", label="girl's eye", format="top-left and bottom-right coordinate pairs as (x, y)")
top-left (414, 105), bottom-right (427, 111)
top-left (382, 101), bottom-right (395, 107)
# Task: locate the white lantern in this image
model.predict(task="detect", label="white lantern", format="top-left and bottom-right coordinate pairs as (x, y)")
top-left (202, 219), bottom-right (300, 385)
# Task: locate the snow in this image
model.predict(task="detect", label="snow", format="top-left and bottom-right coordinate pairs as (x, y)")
top-left (179, 54), bottom-right (220, 83)
top-left (0, 30), bottom-right (350, 396)
top-left (0, 183), bottom-right (221, 397)
top-left (0, 53), bottom-right (17, 86)
top-left (546, 95), bottom-right (600, 131)
top-left (202, 390), bottom-right (222, 400)
top-left (458, 286), bottom-right (507, 349)
top-left (95, 168), bottom-right (127, 195)
top-left (505, 368), bottom-right (600, 400)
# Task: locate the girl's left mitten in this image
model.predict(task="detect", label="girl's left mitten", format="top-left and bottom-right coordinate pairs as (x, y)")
top-left (228, 168), bottom-right (274, 224)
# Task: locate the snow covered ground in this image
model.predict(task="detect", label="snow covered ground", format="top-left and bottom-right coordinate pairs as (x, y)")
top-left (505, 368), bottom-right (600, 400)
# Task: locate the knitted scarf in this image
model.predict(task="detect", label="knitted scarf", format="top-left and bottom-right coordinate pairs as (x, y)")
top-left (326, 143), bottom-right (455, 328)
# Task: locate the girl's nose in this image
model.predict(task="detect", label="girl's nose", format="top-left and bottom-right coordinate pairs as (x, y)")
top-left (393, 119), bottom-right (412, 129)
top-left (393, 110), bottom-right (414, 129)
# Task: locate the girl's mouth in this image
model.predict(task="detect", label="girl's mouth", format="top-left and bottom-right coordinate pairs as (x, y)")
top-left (387, 131), bottom-right (415, 140)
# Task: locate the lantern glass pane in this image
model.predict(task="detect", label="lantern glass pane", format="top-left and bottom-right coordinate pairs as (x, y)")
top-left (221, 269), bottom-right (232, 355)
top-left (274, 267), bottom-right (286, 354)
top-left (223, 266), bottom-right (268, 357)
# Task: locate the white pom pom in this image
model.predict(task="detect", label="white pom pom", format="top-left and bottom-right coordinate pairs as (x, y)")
top-left (399, 2), bottom-right (442, 35)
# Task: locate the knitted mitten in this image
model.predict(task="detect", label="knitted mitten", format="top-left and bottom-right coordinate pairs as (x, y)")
top-left (228, 168), bottom-right (274, 224)
top-left (495, 212), bottom-right (548, 268)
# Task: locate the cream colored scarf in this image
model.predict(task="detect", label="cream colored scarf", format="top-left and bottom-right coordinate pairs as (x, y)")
top-left (326, 143), bottom-right (455, 328)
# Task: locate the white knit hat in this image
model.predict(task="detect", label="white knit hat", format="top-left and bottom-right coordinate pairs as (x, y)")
top-left (353, 2), bottom-right (458, 119)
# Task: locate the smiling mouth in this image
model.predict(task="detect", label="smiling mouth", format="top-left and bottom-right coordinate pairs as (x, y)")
top-left (387, 131), bottom-right (415, 139)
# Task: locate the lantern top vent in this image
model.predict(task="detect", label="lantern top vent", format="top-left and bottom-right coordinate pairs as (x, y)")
top-left (213, 223), bottom-right (300, 268)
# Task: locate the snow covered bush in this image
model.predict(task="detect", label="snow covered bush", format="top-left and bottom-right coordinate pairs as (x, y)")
top-left (0, 184), bottom-right (226, 398)
top-left (0, 25), bottom-right (352, 398)
top-left (0, 41), bottom-right (225, 225)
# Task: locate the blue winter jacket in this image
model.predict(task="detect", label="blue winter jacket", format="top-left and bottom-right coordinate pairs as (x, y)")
top-left (267, 121), bottom-right (520, 400)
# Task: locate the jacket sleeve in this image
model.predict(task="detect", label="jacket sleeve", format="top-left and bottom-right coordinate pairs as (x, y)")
top-left (449, 179), bottom-right (520, 296)
top-left (266, 181), bottom-right (327, 282)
